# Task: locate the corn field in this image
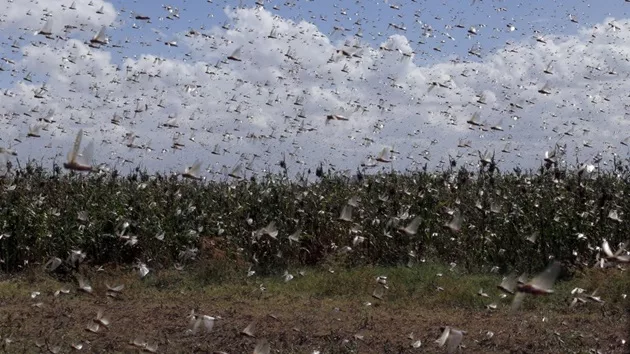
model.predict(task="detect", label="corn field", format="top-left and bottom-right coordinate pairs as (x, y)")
top-left (0, 160), bottom-right (628, 276)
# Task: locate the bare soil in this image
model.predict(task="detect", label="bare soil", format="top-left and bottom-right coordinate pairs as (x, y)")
top-left (0, 272), bottom-right (627, 354)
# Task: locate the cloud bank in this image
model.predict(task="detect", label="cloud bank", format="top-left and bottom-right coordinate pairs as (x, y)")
top-left (1, 1), bottom-right (629, 179)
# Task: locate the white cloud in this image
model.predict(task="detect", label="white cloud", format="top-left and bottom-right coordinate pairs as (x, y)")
top-left (1, 2), bottom-right (629, 179)
top-left (1, 0), bottom-right (116, 36)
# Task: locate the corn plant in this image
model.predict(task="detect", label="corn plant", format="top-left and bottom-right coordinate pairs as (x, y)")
top-left (0, 160), bottom-right (628, 276)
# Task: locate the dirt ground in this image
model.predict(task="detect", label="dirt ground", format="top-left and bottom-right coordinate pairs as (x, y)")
top-left (0, 272), bottom-right (627, 354)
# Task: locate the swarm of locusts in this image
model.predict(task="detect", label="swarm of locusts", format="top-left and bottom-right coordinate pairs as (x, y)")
top-left (0, 150), bottom-right (628, 278)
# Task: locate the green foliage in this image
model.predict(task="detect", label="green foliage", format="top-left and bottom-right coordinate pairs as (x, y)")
top-left (0, 161), bottom-right (628, 276)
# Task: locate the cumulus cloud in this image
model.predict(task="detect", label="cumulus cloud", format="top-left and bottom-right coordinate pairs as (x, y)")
top-left (0, 1), bottom-right (629, 179)
top-left (1, 0), bottom-right (116, 37)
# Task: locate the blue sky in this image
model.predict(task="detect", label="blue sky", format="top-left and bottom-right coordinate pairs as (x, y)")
top-left (0, 0), bottom-right (629, 178)
top-left (86, 0), bottom-right (628, 63)
top-left (4, 0), bottom-right (625, 80)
